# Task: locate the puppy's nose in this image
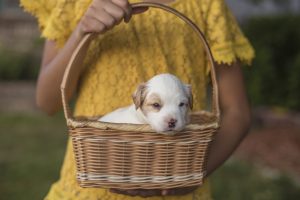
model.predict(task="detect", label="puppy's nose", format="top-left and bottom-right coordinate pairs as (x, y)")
top-left (168, 118), bottom-right (177, 128)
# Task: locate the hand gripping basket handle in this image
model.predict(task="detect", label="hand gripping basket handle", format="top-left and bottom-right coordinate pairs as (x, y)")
top-left (61, 2), bottom-right (220, 123)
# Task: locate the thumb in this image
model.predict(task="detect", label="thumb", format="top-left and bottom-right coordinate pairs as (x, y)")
top-left (132, 7), bottom-right (149, 15)
top-left (124, 7), bottom-right (148, 23)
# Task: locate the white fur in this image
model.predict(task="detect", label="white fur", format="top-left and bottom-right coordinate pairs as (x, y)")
top-left (99, 73), bottom-right (191, 133)
top-left (98, 105), bottom-right (147, 124)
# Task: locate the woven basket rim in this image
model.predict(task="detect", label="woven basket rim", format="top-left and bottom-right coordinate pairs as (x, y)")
top-left (67, 111), bottom-right (220, 134)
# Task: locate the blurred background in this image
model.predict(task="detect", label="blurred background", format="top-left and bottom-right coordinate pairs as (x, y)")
top-left (0, 0), bottom-right (300, 199)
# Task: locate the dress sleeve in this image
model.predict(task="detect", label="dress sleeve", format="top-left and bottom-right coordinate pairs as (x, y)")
top-left (201, 0), bottom-right (255, 65)
top-left (20, 0), bottom-right (91, 47)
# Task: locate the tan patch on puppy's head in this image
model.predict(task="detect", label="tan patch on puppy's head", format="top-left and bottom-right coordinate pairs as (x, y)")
top-left (132, 83), bottom-right (148, 110)
top-left (185, 84), bottom-right (193, 110)
top-left (141, 93), bottom-right (163, 115)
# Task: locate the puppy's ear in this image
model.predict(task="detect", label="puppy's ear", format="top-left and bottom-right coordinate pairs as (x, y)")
top-left (132, 83), bottom-right (147, 110)
top-left (184, 84), bottom-right (193, 110)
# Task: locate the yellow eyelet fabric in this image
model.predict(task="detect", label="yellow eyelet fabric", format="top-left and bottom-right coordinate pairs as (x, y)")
top-left (21, 0), bottom-right (255, 199)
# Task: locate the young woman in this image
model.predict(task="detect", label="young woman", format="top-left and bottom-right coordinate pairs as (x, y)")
top-left (21, 0), bottom-right (255, 199)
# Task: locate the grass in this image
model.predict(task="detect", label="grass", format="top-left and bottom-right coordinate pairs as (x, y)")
top-left (0, 112), bottom-right (300, 199)
top-left (0, 112), bottom-right (67, 200)
top-left (211, 160), bottom-right (300, 200)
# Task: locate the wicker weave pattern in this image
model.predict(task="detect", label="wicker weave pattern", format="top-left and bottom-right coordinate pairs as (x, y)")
top-left (71, 123), bottom-right (216, 189)
top-left (61, 2), bottom-right (220, 189)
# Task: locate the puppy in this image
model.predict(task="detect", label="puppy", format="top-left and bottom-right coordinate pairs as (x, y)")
top-left (98, 73), bottom-right (193, 133)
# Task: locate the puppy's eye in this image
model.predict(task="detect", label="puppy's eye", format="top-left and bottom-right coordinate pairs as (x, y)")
top-left (179, 102), bottom-right (185, 107)
top-left (152, 103), bottom-right (161, 109)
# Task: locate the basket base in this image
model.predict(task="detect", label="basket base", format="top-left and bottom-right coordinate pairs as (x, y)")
top-left (77, 179), bottom-right (204, 189)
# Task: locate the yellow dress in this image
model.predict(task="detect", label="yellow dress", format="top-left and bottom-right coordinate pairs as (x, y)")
top-left (21, 0), bottom-right (255, 199)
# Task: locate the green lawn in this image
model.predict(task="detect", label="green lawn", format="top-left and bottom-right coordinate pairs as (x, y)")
top-left (211, 161), bottom-right (300, 200)
top-left (0, 112), bottom-right (67, 199)
top-left (0, 112), bottom-right (299, 200)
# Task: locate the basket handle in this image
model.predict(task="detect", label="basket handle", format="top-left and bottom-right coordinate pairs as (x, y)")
top-left (61, 2), bottom-right (220, 122)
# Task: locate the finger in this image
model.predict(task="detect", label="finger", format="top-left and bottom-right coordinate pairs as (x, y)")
top-left (123, 189), bottom-right (160, 197)
top-left (183, 186), bottom-right (198, 194)
top-left (125, 4), bottom-right (132, 23)
top-left (162, 189), bottom-right (168, 196)
top-left (103, 1), bottom-right (126, 24)
top-left (127, 189), bottom-right (140, 196)
top-left (167, 186), bottom-right (198, 196)
top-left (111, 0), bottom-right (132, 23)
top-left (81, 15), bottom-right (106, 33)
top-left (110, 189), bottom-right (140, 196)
top-left (93, 8), bottom-right (117, 29)
top-left (139, 189), bottom-right (161, 197)
top-left (109, 188), bottom-right (121, 193)
top-left (103, 0), bottom-right (129, 22)
top-left (110, 188), bottom-right (162, 197)
top-left (109, 188), bottom-right (129, 195)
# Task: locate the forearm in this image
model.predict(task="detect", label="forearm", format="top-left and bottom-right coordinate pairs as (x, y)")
top-left (35, 0), bottom-right (144, 115)
top-left (204, 62), bottom-right (251, 176)
top-left (36, 26), bottom-right (90, 115)
top-left (205, 108), bottom-right (251, 176)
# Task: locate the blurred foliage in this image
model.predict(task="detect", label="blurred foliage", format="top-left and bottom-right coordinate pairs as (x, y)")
top-left (247, 0), bottom-right (290, 5)
top-left (0, 48), bottom-right (39, 80)
top-left (0, 37), bottom-right (42, 81)
top-left (243, 15), bottom-right (300, 110)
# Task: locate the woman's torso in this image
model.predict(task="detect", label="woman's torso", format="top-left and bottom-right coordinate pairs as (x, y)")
top-left (74, 0), bottom-right (210, 117)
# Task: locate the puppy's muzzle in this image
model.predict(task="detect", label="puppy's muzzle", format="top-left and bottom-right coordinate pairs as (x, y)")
top-left (167, 118), bottom-right (177, 129)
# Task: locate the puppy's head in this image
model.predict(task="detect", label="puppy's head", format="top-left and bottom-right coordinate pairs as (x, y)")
top-left (132, 74), bottom-right (193, 132)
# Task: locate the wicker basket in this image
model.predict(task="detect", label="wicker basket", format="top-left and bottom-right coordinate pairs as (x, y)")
top-left (61, 2), bottom-right (220, 189)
